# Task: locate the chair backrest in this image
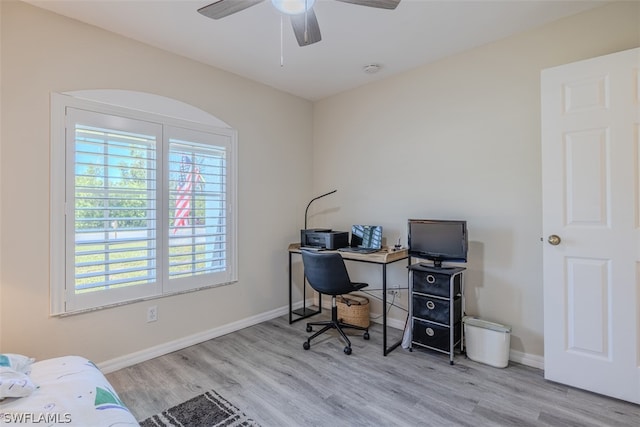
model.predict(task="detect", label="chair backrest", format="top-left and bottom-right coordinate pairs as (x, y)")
top-left (301, 251), bottom-right (356, 296)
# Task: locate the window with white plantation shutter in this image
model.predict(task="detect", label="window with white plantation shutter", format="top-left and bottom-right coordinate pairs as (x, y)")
top-left (166, 127), bottom-right (233, 294)
top-left (50, 94), bottom-right (237, 315)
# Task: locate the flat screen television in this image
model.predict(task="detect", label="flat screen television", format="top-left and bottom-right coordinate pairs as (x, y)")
top-left (408, 219), bottom-right (468, 268)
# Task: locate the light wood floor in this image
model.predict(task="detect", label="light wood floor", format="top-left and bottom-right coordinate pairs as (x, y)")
top-left (107, 315), bottom-right (639, 426)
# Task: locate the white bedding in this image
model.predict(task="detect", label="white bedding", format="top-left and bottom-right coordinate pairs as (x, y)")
top-left (0, 355), bottom-right (139, 426)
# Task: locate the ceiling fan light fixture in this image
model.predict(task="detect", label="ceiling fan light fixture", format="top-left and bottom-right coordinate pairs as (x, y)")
top-left (271, 0), bottom-right (316, 15)
top-left (363, 63), bottom-right (382, 74)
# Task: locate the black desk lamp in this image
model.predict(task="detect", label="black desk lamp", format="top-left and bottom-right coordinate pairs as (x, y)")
top-left (304, 189), bottom-right (336, 230)
top-left (294, 189), bottom-right (337, 318)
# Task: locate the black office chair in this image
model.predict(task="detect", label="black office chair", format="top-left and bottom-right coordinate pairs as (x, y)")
top-left (301, 250), bottom-right (370, 355)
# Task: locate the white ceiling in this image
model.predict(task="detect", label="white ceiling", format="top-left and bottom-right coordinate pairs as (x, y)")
top-left (24, 0), bottom-right (607, 101)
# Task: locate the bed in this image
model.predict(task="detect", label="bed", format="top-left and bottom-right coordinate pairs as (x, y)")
top-left (0, 355), bottom-right (139, 426)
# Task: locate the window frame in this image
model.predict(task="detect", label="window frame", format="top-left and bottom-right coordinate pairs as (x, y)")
top-left (50, 92), bottom-right (238, 315)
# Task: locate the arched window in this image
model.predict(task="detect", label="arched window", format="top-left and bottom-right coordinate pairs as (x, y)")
top-left (50, 91), bottom-right (238, 314)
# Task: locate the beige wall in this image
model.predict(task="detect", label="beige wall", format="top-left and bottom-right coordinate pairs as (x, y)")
top-left (312, 1), bottom-right (640, 359)
top-left (1, 0), bottom-right (638, 367)
top-left (0, 1), bottom-right (312, 363)
top-left (0, 0), bottom-right (3, 352)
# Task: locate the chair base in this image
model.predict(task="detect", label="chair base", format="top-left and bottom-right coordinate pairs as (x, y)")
top-left (303, 300), bottom-right (370, 355)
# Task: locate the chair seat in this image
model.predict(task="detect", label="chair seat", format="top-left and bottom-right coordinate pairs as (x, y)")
top-left (352, 282), bottom-right (368, 292)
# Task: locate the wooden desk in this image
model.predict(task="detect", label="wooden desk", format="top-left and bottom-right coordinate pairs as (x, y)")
top-left (288, 243), bottom-right (409, 356)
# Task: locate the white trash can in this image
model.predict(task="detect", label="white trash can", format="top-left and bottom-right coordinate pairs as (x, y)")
top-left (463, 316), bottom-right (511, 368)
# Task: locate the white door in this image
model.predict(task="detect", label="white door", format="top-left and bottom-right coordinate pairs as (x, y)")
top-left (542, 47), bottom-right (640, 404)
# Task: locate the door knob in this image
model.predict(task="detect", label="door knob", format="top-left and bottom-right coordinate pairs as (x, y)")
top-left (547, 235), bottom-right (561, 245)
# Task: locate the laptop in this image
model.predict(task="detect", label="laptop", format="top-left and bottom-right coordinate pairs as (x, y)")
top-left (338, 225), bottom-right (383, 254)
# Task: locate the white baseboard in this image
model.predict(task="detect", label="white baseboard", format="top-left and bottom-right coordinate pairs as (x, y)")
top-left (99, 300), bottom-right (545, 374)
top-left (369, 311), bottom-right (407, 330)
top-left (98, 304), bottom-right (290, 374)
top-left (509, 349), bottom-right (544, 370)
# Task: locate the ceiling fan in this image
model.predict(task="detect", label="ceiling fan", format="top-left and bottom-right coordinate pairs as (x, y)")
top-left (198, 0), bottom-right (401, 47)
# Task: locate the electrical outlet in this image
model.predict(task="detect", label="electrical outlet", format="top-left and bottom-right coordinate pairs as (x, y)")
top-left (147, 305), bottom-right (158, 323)
top-left (387, 290), bottom-right (400, 297)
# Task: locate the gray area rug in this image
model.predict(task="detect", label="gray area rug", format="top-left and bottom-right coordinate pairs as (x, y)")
top-left (140, 389), bottom-right (260, 427)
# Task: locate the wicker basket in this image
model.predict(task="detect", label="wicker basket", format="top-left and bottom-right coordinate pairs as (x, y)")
top-left (336, 295), bottom-right (370, 328)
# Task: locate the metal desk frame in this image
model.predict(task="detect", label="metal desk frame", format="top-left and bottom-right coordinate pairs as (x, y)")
top-left (288, 243), bottom-right (409, 356)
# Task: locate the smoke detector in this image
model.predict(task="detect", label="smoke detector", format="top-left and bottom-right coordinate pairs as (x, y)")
top-left (363, 64), bottom-right (382, 74)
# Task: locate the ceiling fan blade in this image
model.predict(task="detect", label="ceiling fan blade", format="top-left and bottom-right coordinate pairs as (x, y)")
top-left (198, 0), bottom-right (265, 19)
top-left (290, 9), bottom-right (322, 47)
top-left (334, 0), bottom-right (400, 10)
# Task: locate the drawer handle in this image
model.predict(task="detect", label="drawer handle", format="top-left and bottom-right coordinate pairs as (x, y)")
top-left (426, 301), bottom-right (435, 310)
top-left (425, 327), bottom-right (435, 336)
top-left (426, 274), bottom-right (436, 284)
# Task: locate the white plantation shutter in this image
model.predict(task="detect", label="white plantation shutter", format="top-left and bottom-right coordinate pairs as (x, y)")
top-left (51, 95), bottom-right (237, 315)
top-left (166, 126), bottom-right (234, 293)
top-left (66, 108), bottom-right (162, 311)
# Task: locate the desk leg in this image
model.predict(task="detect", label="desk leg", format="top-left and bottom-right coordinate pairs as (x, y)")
top-left (382, 263), bottom-right (387, 355)
top-left (289, 251), bottom-right (321, 323)
top-left (289, 251), bottom-right (293, 324)
top-left (382, 263), bottom-right (403, 356)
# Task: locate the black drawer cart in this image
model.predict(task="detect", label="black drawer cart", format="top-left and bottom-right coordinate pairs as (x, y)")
top-left (408, 264), bottom-right (465, 364)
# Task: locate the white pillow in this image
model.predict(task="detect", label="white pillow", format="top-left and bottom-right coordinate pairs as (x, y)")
top-left (0, 354), bottom-right (35, 374)
top-left (0, 367), bottom-right (37, 399)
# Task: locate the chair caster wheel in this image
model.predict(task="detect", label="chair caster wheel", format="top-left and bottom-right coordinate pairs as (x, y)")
top-left (363, 332), bottom-right (370, 340)
top-left (344, 346), bottom-right (352, 355)
top-left (306, 325), bottom-right (312, 332)
top-left (303, 341), bottom-right (310, 350)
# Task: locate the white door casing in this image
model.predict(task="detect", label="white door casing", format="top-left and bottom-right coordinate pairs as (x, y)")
top-left (542, 47), bottom-right (640, 404)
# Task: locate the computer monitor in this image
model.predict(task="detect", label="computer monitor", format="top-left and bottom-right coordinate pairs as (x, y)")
top-left (408, 219), bottom-right (467, 268)
top-left (351, 225), bottom-right (383, 249)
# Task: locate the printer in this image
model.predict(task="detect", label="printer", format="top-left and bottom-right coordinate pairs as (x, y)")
top-left (300, 229), bottom-right (349, 250)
